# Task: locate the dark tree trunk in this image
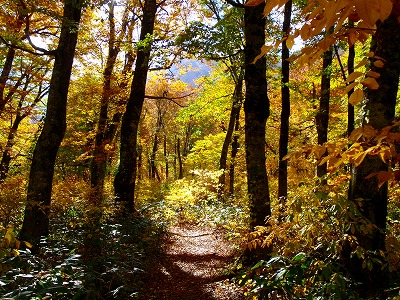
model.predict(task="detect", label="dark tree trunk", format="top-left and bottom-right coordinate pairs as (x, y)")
top-left (164, 134), bottom-right (168, 182)
top-left (315, 45), bottom-right (333, 179)
top-left (0, 8), bottom-right (25, 116)
top-left (244, 3), bottom-right (271, 227)
top-left (0, 48), bottom-right (16, 115)
top-left (278, 0), bottom-right (292, 201)
top-left (0, 78), bottom-right (46, 181)
top-left (347, 28), bottom-right (355, 136)
top-left (177, 137), bottom-right (183, 179)
top-left (229, 104), bottom-right (240, 196)
top-left (90, 2), bottom-right (118, 203)
top-left (347, 15), bottom-right (400, 295)
top-left (113, 0), bottom-right (157, 213)
top-left (150, 110), bottom-right (162, 180)
top-left (19, 1), bottom-right (82, 247)
top-left (218, 76), bottom-right (243, 199)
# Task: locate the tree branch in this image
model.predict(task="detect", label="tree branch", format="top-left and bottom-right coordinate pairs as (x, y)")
top-left (226, 0), bottom-right (245, 8)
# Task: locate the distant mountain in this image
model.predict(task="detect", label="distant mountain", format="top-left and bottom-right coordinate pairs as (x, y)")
top-left (171, 59), bottom-right (212, 85)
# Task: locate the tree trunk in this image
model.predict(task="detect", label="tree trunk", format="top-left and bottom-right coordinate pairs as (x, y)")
top-left (19, 1), bottom-right (82, 247)
top-left (90, 2), bottom-right (118, 203)
top-left (315, 45), bottom-right (333, 179)
top-left (244, 3), bottom-right (271, 227)
top-left (218, 75), bottom-right (243, 199)
top-left (278, 0), bottom-right (292, 201)
top-left (347, 15), bottom-right (400, 296)
top-left (0, 8), bottom-right (25, 116)
top-left (113, 0), bottom-right (157, 213)
top-left (164, 134), bottom-right (168, 182)
top-left (177, 137), bottom-right (183, 179)
top-left (229, 104), bottom-right (240, 196)
top-left (0, 48), bottom-right (16, 115)
top-left (347, 27), bottom-right (355, 137)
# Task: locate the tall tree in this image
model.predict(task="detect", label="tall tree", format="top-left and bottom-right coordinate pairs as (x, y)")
top-left (347, 14), bottom-right (400, 295)
top-left (90, 1), bottom-right (131, 203)
top-left (226, 0), bottom-right (270, 226)
top-left (278, 0), bottom-right (292, 201)
top-left (114, 0), bottom-right (157, 214)
top-left (19, 0), bottom-right (83, 247)
top-left (243, 2), bottom-right (271, 226)
top-left (315, 43), bottom-right (333, 179)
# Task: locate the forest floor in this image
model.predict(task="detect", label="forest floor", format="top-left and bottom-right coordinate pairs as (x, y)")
top-left (139, 224), bottom-right (245, 300)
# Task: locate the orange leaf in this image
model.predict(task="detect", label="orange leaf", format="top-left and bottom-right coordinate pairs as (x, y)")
top-left (245, 0), bottom-right (265, 6)
top-left (377, 171), bottom-right (392, 188)
top-left (354, 58), bottom-right (368, 69)
top-left (366, 70), bottom-right (380, 78)
top-left (354, 0), bottom-right (392, 27)
top-left (373, 60), bottom-right (385, 68)
top-left (362, 77), bottom-right (379, 90)
top-left (346, 71), bottom-right (363, 83)
top-left (349, 88), bottom-right (364, 105)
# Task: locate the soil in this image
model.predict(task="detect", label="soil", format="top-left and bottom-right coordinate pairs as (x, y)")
top-left (139, 224), bottom-right (245, 300)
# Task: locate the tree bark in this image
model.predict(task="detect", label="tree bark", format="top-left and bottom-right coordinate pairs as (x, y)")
top-left (114, 0), bottom-right (157, 213)
top-left (229, 102), bottom-right (241, 196)
top-left (177, 137), bottom-right (183, 179)
top-left (19, 1), bottom-right (82, 247)
top-left (244, 2), bottom-right (271, 227)
top-left (218, 75), bottom-right (243, 199)
top-left (316, 45), bottom-right (333, 179)
top-left (347, 15), bottom-right (400, 295)
top-left (0, 48), bottom-right (16, 115)
top-left (347, 22), bottom-right (355, 137)
top-left (278, 0), bottom-right (292, 201)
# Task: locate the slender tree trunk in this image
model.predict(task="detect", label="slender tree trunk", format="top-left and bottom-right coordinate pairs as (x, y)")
top-left (278, 0), bottom-right (292, 201)
top-left (347, 15), bottom-right (400, 296)
top-left (19, 1), bottom-right (82, 247)
top-left (347, 27), bottom-right (355, 137)
top-left (244, 3), bottom-right (271, 227)
top-left (177, 137), bottom-right (183, 179)
top-left (90, 2), bottom-right (118, 203)
top-left (0, 8), bottom-right (25, 116)
top-left (218, 75), bottom-right (243, 199)
top-left (164, 134), bottom-right (168, 182)
top-left (114, 0), bottom-right (157, 213)
top-left (229, 105), bottom-right (240, 196)
top-left (316, 45), bottom-right (333, 179)
top-left (0, 48), bottom-right (16, 115)
top-left (150, 110), bottom-right (162, 180)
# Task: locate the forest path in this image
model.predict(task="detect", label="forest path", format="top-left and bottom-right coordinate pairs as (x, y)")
top-left (139, 224), bottom-right (244, 300)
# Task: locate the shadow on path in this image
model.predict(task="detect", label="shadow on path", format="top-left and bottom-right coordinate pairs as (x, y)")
top-left (139, 225), bottom-right (244, 300)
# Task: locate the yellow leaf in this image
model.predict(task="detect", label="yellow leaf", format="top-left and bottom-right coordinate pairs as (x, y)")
top-left (373, 60), bottom-right (385, 68)
top-left (362, 77), bottom-right (379, 90)
top-left (24, 241), bottom-right (33, 248)
top-left (366, 70), bottom-right (380, 78)
top-left (286, 35), bottom-right (295, 49)
top-left (263, 0), bottom-right (284, 14)
top-left (346, 71), bottom-right (363, 83)
top-left (344, 82), bottom-right (359, 95)
top-left (354, 0), bottom-right (392, 27)
top-left (354, 58), bottom-right (368, 69)
top-left (313, 145), bottom-right (327, 160)
top-left (354, 151), bottom-right (367, 167)
top-left (349, 88), bottom-right (364, 106)
top-left (252, 45), bottom-right (271, 64)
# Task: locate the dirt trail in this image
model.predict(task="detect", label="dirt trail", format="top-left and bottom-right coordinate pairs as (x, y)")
top-left (140, 224), bottom-right (244, 300)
